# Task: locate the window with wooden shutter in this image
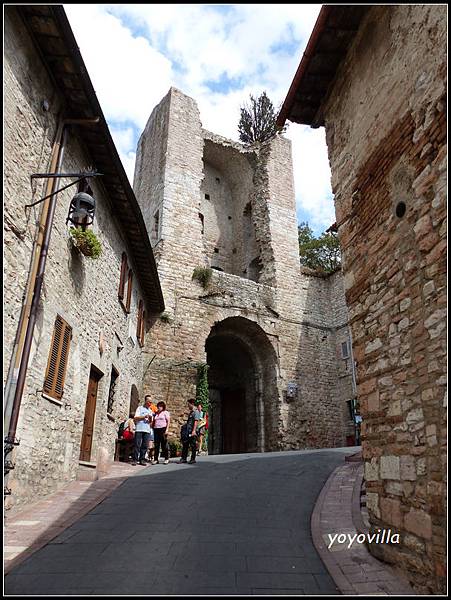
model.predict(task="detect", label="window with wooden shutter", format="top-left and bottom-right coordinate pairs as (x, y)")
top-left (137, 300), bottom-right (145, 346)
top-left (43, 315), bottom-right (72, 400)
top-left (125, 269), bottom-right (133, 313)
top-left (118, 252), bottom-right (127, 300)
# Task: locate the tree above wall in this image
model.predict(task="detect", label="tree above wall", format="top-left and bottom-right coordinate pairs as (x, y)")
top-left (238, 91), bottom-right (287, 144)
top-left (298, 222), bottom-right (341, 274)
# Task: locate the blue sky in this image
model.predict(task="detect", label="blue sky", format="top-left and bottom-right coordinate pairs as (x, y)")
top-left (65, 4), bottom-right (334, 236)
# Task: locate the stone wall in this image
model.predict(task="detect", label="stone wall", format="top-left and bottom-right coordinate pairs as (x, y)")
top-left (4, 8), bottom-right (150, 512)
top-left (134, 87), bottom-right (355, 453)
top-left (322, 5), bottom-right (446, 593)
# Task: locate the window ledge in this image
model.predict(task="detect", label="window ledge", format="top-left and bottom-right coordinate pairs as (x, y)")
top-left (119, 299), bottom-right (130, 315)
top-left (41, 393), bottom-right (63, 407)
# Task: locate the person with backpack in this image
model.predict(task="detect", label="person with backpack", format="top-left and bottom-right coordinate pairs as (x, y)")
top-left (195, 402), bottom-right (207, 455)
top-left (117, 414), bottom-right (135, 462)
top-left (132, 396), bottom-right (154, 466)
top-left (179, 399), bottom-right (200, 464)
top-left (121, 414), bottom-right (135, 441)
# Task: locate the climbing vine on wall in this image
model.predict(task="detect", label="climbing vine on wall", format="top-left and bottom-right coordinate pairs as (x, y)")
top-left (196, 363), bottom-right (209, 411)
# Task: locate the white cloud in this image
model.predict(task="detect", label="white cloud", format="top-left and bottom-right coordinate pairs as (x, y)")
top-left (64, 4), bottom-right (334, 233)
top-left (287, 126), bottom-right (335, 232)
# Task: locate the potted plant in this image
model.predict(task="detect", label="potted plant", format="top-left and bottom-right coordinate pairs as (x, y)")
top-left (69, 227), bottom-right (102, 259)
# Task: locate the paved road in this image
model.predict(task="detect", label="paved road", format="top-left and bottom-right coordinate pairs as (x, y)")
top-left (5, 449), bottom-right (351, 595)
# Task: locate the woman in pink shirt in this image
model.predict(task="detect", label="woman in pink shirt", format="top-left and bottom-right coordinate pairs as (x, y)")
top-left (152, 401), bottom-right (171, 464)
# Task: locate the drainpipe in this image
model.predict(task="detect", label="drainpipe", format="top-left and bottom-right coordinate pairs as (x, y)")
top-left (4, 117), bottom-right (100, 497)
top-left (348, 327), bottom-right (360, 445)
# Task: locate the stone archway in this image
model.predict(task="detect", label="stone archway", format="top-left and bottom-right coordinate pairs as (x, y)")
top-left (205, 316), bottom-right (279, 454)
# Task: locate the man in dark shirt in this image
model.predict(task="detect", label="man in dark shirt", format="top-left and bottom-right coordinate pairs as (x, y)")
top-left (180, 399), bottom-right (199, 464)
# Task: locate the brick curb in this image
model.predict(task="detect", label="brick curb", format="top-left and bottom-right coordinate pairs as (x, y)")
top-left (311, 461), bottom-right (416, 595)
top-left (4, 464), bottom-right (141, 575)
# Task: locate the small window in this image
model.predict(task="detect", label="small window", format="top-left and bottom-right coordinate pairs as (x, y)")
top-left (215, 177), bottom-right (220, 184)
top-left (205, 193), bottom-right (210, 200)
top-left (198, 212), bottom-right (204, 234)
top-left (136, 300), bottom-right (145, 346)
top-left (214, 248), bottom-right (219, 253)
top-left (152, 210), bottom-right (160, 244)
top-left (341, 341), bottom-right (350, 359)
top-left (107, 366), bottom-right (119, 415)
top-left (43, 315), bottom-right (72, 400)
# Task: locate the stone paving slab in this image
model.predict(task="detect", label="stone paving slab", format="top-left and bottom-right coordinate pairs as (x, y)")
top-left (311, 461), bottom-right (416, 595)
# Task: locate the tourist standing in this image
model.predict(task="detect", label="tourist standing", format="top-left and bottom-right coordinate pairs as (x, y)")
top-left (153, 401), bottom-right (171, 464)
top-left (180, 399), bottom-right (199, 464)
top-left (196, 402), bottom-right (206, 455)
top-left (132, 396), bottom-right (153, 466)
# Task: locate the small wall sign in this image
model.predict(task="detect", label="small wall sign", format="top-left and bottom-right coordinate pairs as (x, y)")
top-left (286, 382), bottom-right (298, 398)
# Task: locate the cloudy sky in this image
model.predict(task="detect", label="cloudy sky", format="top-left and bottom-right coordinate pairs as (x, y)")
top-left (65, 4), bottom-right (335, 235)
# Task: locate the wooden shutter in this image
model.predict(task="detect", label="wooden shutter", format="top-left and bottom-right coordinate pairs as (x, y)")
top-left (141, 311), bottom-right (146, 345)
top-left (136, 301), bottom-right (146, 346)
top-left (43, 315), bottom-right (72, 399)
top-left (136, 300), bottom-right (143, 344)
top-left (126, 269), bottom-right (133, 312)
top-left (118, 252), bottom-right (127, 300)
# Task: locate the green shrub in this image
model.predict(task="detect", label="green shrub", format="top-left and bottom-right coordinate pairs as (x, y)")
top-left (69, 227), bottom-right (102, 259)
top-left (192, 266), bottom-right (212, 289)
top-left (196, 363), bottom-right (209, 411)
top-left (168, 439), bottom-right (182, 457)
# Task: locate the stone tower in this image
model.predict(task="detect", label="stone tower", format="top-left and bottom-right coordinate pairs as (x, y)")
top-left (133, 87), bottom-right (354, 453)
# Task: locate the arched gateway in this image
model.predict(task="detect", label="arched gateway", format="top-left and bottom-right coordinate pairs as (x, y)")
top-left (205, 317), bottom-right (279, 455)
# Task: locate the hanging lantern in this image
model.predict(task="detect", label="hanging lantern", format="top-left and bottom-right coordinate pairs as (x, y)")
top-left (67, 191), bottom-right (96, 227)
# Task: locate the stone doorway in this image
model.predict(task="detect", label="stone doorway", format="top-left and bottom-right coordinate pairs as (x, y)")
top-left (205, 317), bottom-right (279, 454)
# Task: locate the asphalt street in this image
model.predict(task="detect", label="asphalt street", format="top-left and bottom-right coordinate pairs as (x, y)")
top-left (5, 448), bottom-right (351, 595)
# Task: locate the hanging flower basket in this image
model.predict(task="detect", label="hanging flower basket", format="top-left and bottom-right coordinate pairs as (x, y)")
top-left (69, 228), bottom-right (102, 259)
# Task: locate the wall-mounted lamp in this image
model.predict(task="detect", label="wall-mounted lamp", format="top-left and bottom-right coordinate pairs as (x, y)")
top-left (67, 191), bottom-right (96, 227)
top-left (26, 171), bottom-right (101, 222)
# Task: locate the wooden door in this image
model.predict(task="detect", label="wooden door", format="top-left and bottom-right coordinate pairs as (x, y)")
top-left (79, 367), bottom-right (102, 461)
top-left (221, 389), bottom-right (246, 454)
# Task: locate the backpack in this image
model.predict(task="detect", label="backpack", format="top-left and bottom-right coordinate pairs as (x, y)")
top-left (180, 423), bottom-right (189, 442)
top-left (118, 420), bottom-right (127, 439)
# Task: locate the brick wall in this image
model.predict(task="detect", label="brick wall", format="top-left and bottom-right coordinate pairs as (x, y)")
top-left (322, 5), bottom-right (446, 593)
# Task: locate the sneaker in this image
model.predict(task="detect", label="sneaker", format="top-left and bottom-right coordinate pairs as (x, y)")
top-left (139, 460), bottom-right (147, 466)
top-left (164, 459), bottom-right (169, 465)
top-left (188, 459), bottom-right (196, 464)
top-left (152, 460), bottom-right (159, 465)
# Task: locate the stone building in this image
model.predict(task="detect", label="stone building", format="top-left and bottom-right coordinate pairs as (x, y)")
top-left (277, 5), bottom-right (446, 594)
top-left (133, 87), bottom-right (356, 454)
top-left (4, 6), bottom-right (164, 511)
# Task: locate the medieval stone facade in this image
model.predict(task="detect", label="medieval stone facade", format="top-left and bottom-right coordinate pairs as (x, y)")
top-left (4, 6), bottom-right (163, 512)
top-left (133, 88), bottom-right (355, 454)
top-left (278, 4), bottom-right (446, 594)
